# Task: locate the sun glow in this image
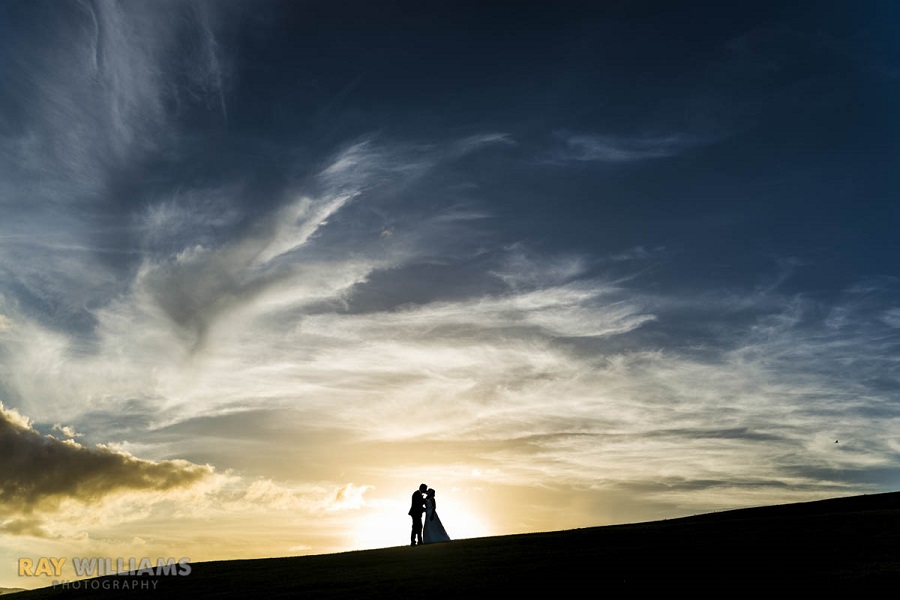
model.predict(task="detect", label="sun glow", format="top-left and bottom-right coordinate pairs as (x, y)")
top-left (351, 495), bottom-right (490, 550)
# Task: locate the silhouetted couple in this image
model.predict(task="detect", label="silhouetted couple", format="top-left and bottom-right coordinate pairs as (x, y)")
top-left (408, 483), bottom-right (451, 545)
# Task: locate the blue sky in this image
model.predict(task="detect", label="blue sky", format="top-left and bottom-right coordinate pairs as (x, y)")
top-left (1, 0), bottom-right (898, 587)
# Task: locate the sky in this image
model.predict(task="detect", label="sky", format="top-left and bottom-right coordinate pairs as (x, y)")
top-left (1, 0), bottom-right (899, 588)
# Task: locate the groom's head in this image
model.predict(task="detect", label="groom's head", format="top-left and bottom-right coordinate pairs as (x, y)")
top-left (419, 483), bottom-right (427, 493)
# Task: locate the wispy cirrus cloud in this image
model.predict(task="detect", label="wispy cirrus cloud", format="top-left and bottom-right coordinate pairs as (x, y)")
top-left (3, 127), bottom-right (898, 527)
top-left (0, 0), bottom-right (232, 340)
top-left (0, 133), bottom-right (515, 423)
top-left (1, 1), bottom-right (228, 198)
top-left (548, 131), bottom-right (712, 163)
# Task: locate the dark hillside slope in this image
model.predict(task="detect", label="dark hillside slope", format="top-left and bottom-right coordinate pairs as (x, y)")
top-left (15, 491), bottom-right (900, 598)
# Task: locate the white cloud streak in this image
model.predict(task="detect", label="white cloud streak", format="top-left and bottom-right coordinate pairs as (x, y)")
top-left (550, 132), bottom-right (711, 163)
top-left (2, 131), bottom-right (898, 526)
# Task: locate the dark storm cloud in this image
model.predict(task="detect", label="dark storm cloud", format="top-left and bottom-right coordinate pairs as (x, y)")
top-left (0, 403), bottom-right (212, 513)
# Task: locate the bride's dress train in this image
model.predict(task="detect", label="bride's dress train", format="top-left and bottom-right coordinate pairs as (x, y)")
top-left (423, 498), bottom-right (451, 543)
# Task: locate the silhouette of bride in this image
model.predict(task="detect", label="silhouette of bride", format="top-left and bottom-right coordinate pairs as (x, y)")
top-left (422, 488), bottom-right (451, 544)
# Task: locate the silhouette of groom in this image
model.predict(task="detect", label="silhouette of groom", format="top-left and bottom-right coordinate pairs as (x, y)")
top-left (408, 483), bottom-right (427, 546)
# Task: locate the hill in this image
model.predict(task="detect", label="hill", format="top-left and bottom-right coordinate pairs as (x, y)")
top-left (13, 491), bottom-right (900, 598)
